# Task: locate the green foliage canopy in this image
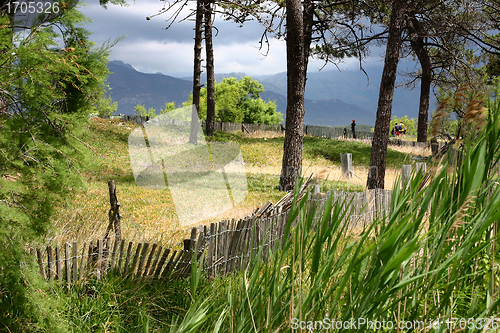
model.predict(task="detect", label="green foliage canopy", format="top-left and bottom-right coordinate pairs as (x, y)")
top-left (389, 115), bottom-right (417, 136)
top-left (0, 5), bottom-right (115, 330)
top-left (194, 76), bottom-right (283, 124)
top-left (135, 77), bottom-right (283, 125)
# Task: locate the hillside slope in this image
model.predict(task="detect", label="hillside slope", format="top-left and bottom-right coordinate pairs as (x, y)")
top-left (107, 61), bottom-right (376, 127)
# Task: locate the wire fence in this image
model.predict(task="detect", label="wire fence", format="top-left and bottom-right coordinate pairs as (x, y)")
top-left (103, 115), bottom-right (376, 140)
top-left (104, 114), bottom-right (436, 149)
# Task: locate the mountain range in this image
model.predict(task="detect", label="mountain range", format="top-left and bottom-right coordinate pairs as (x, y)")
top-left (107, 60), bottom-right (426, 127)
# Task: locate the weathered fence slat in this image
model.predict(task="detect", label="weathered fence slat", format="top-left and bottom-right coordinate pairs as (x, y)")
top-left (65, 243), bottom-right (71, 287)
top-left (37, 249), bottom-right (46, 280)
top-left (135, 243), bottom-right (150, 282)
top-left (164, 250), bottom-right (181, 278)
top-left (147, 244), bottom-right (162, 277)
top-left (47, 246), bottom-right (54, 284)
top-left (110, 238), bottom-right (118, 271)
top-left (154, 248), bottom-right (171, 279)
top-left (129, 243), bottom-right (143, 276)
top-left (97, 239), bottom-right (104, 280)
top-left (117, 239), bottom-right (125, 274)
top-left (123, 241), bottom-right (133, 275)
top-left (56, 245), bottom-right (62, 283)
top-left (79, 242), bottom-right (86, 281)
top-left (142, 244), bottom-right (158, 278)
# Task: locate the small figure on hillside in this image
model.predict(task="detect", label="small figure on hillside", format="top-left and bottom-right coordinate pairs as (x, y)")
top-left (395, 123), bottom-right (402, 136)
top-left (400, 122), bottom-right (407, 136)
top-left (391, 126), bottom-right (395, 137)
top-left (343, 128), bottom-right (347, 139)
top-left (351, 119), bottom-right (356, 139)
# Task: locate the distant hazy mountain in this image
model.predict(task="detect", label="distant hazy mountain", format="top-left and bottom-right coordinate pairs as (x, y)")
top-left (106, 60), bottom-right (421, 127)
top-left (107, 60), bottom-right (193, 114)
top-left (255, 67), bottom-right (424, 119)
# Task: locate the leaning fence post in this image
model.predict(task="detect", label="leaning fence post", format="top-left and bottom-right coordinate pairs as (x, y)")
top-left (105, 180), bottom-right (121, 243)
top-left (341, 153), bottom-right (353, 179)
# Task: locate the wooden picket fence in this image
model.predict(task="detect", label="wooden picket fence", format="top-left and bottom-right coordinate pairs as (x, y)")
top-left (30, 186), bottom-right (393, 289)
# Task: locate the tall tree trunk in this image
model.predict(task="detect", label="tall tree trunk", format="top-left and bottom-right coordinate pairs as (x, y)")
top-left (367, 0), bottom-right (407, 189)
top-left (409, 18), bottom-right (432, 143)
top-left (204, 0), bottom-right (215, 137)
top-left (279, 0), bottom-right (305, 192)
top-left (189, 0), bottom-right (204, 144)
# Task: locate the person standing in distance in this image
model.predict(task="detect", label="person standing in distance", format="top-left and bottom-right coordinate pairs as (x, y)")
top-left (351, 119), bottom-right (356, 139)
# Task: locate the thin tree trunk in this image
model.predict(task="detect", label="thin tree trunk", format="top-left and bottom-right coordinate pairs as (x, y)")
top-left (303, 0), bottom-right (314, 70)
top-left (279, 0), bottom-right (305, 192)
top-left (409, 17), bottom-right (431, 143)
top-left (367, 0), bottom-right (407, 189)
top-left (204, 0), bottom-right (215, 137)
top-left (189, 0), bottom-right (204, 144)
top-left (416, 51), bottom-right (431, 143)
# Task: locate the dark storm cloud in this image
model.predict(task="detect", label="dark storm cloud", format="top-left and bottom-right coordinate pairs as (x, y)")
top-left (78, 0), bottom-right (384, 76)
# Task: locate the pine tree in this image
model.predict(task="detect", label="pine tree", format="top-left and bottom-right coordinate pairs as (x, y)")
top-left (0, 4), bottom-right (116, 330)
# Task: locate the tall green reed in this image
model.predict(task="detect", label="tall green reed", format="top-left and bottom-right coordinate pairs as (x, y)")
top-left (178, 91), bottom-right (500, 333)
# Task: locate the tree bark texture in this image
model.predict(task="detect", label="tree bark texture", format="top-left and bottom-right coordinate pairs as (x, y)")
top-left (204, 0), bottom-right (215, 137)
top-left (279, 0), bottom-right (305, 192)
top-left (367, 0), bottom-right (407, 189)
top-left (189, 0), bottom-right (204, 144)
top-left (302, 0), bottom-right (314, 70)
top-left (409, 17), bottom-right (431, 143)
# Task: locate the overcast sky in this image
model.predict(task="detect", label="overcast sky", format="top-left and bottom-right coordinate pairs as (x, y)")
top-left (77, 0), bottom-right (392, 78)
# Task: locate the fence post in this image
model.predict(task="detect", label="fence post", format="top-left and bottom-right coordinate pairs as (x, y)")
top-left (340, 153), bottom-right (353, 179)
top-left (105, 180), bottom-right (121, 243)
top-left (448, 146), bottom-right (457, 165)
top-left (415, 162), bottom-right (426, 175)
top-left (401, 165), bottom-right (412, 189)
top-left (431, 138), bottom-right (438, 156)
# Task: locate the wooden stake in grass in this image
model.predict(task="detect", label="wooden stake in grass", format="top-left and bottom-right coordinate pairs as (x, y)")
top-left (105, 180), bottom-right (121, 243)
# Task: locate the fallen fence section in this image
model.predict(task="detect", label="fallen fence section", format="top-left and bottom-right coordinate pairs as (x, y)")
top-left (30, 188), bottom-right (393, 289)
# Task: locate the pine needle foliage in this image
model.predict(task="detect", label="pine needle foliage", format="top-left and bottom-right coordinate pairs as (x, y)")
top-left (0, 5), bottom-right (115, 331)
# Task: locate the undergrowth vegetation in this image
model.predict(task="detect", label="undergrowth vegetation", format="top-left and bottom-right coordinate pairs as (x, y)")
top-left (151, 91), bottom-right (500, 332)
top-left (29, 95), bottom-right (500, 332)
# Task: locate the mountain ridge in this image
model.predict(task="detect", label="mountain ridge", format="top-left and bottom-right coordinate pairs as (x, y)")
top-left (106, 60), bottom-right (422, 127)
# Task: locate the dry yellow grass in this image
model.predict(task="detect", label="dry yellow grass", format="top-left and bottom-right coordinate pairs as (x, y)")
top-left (44, 119), bottom-right (421, 247)
top-left (388, 144), bottom-right (431, 157)
top-left (245, 164), bottom-right (402, 190)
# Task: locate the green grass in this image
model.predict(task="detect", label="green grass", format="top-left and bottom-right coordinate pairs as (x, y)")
top-left (61, 274), bottom-right (197, 333)
top-left (60, 112), bottom-right (500, 331)
top-left (211, 130), bottom-right (413, 168)
top-left (39, 102), bottom-right (500, 332)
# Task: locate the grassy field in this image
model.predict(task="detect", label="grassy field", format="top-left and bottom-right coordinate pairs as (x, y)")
top-left (44, 118), bottom-right (420, 246)
top-left (28, 107), bottom-right (500, 332)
